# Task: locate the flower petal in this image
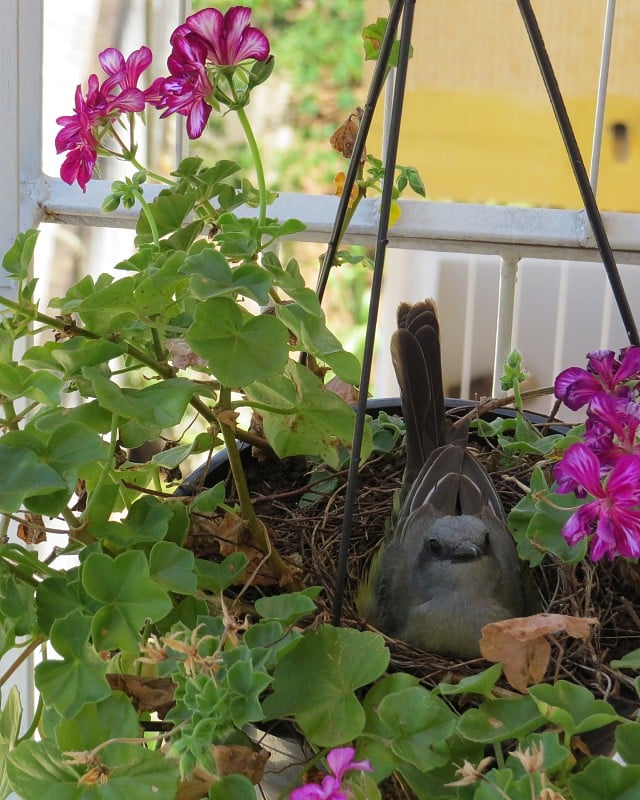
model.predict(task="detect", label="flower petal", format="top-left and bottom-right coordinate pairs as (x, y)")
top-left (554, 442), bottom-right (603, 497)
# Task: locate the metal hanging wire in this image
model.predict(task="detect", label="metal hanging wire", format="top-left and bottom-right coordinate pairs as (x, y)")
top-left (331, 0), bottom-right (416, 625)
top-left (516, 0), bottom-right (639, 347)
top-left (315, 0), bottom-right (407, 304)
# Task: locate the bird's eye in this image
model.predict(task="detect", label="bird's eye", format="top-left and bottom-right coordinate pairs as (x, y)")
top-left (429, 538), bottom-right (442, 555)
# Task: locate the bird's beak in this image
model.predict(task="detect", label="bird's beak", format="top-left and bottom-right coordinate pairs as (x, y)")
top-left (452, 542), bottom-right (484, 561)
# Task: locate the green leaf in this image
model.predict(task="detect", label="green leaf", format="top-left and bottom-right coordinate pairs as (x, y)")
top-left (246, 360), bottom-right (372, 469)
top-left (189, 482), bottom-right (226, 513)
top-left (8, 738), bottom-right (180, 800)
top-left (149, 541), bottom-right (197, 594)
top-left (569, 756), bottom-right (640, 800)
top-left (187, 297), bottom-right (289, 386)
top-left (82, 551), bottom-right (172, 652)
top-left (226, 659), bottom-right (272, 726)
top-left (182, 247), bottom-right (272, 305)
top-left (0, 686), bottom-right (22, 800)
top-left (46, 422), bottom-right (109, 480)
top-left (615, 719), bottom-right (640, 765)
top-left (378, 685), bottom-right (456, 770)
top-left (359, 673), bottom-right (419, 780)
top-left (0, 444), bottom-right (67, 514)
top-left (23, 338), bottom-right (126, 375)
top-left (195, 552), bottom-right (249, 593)
top-left (55, 691), bottom-right (139, 753)
top-left (457, 695), bottom-right (545, 743)
top-left (7, 739), bottom-right (80, 800)
top-left (611, 647), bottom-right (640, 670)
top-left (262, 625), bottom-right (389, 746)
top-left (528, 680), bottom-right (620, 736)
top-left (208, 773), bottom-right (256, 800)
top-left (434, 663), bottom-right (503, 698)
top-left (135, 190), bottom-right (198, 245)
top-left (36, 576), bottom-right (90, 636)
top-left (254, 590), bottom-right (318, 626)
top-left (2, 229), bottom-right (39, 278)
top-left (34, 609), bottom-right (110, 718)
top-left (0, 363), bottom-right (62, 406)
top-left (276, 303), bottom-right (362, 384)
top-left (83, 369), bottom-right (196, 429)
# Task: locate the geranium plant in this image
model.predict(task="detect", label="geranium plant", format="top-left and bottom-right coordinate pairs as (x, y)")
top-left (2, 4), bottom-right (640, 800)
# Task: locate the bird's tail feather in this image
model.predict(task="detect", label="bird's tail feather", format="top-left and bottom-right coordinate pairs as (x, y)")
top-left (390, 299), bottom-right (448, 491)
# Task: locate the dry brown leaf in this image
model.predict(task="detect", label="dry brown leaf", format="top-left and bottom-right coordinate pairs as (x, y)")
top-left (479, 613), bottom-right (598, 693)
top-left (218, 513), bottom-right (280, 587)
top-left (17, 513), bottom-right (46, 545)
top-left (213, 744), bottom-right (270, 784)
top-left (329, 108), bottom-right (363, 158)
top-left (165, 339), bottom-right (207, 370)
top-left (106, 674), bottom-right (175, 717)
top-left (325, 375), bottom-right (359, 404)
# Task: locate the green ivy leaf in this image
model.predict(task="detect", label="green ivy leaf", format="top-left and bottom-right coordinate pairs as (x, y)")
top-left (34, 609), bottom-right (110, 718)
top-left (82, 551), bottom-right (172, 652)
top-left (254, 589), bottom-right (319, 626)
top-left (528, 681), bottom-right (620, 736)
top-left (359, 673), bottom-right (419, 780)
top-left (149, 541), bottom-right (197, 594)
top-left (0, 363), bottom-right (63, 406)
top-left (262, 625), bottom-right (389, 746)
top-left (246, 360), bottom-right (372, 469)
top-left (189, 482), bottom-right (226, 513)
top-left (434, 663), bottom-right (503, 698)
top-left (187, 297), bottom-right (289, 386)
top-left (615, 719), bottom-right (640, 765)
top-left (195, 552), bottom-right (249, 593)
top-left (182, 247), bottom-right (272, 305)
top-left (83, 369), bottom-right (197, 430)
top-left (0, 686), bottom-right (22, 800)
top-left (226, 659), bottom-right (272, 727)
top-left (8, 738), bottom-right (180, 800)
top-left (0, 444), bottom-right (67, 514)
top-left (611, 647), bottom-right (640, 670)
top-left (208, 773), bottom-right (256, 800)
top-left (7, 739), bottom-right (80, 800)
top-left (134, 190), bottom-right (198, 246)
top-left (2, 229), bottom-right (39, 278)
top-left (378, 686), bottom-right (456, 770)
top-left (569, 756), bottom-right (640, 800)
top-left (55, 691), bottom-right (139, 754)
top-left (457, 695), bottom-right (545, 743)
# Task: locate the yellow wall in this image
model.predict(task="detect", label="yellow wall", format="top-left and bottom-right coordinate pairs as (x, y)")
top-left (366, 0), bottom-right (640, 211)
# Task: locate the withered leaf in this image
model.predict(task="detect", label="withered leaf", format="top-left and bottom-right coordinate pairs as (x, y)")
top-left (479, 613), bottom-right (598, 693)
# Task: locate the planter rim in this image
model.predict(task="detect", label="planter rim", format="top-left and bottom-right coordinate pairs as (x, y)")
top-left (176, 396), bottom-right (567, 495)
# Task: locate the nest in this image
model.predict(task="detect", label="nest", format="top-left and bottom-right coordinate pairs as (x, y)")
top-left (187, 410), bottom-right (640, 713)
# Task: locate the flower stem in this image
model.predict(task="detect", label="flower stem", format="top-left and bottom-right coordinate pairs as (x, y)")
top-left (236, 106), bottom-right (267, 228)
top-left (132, 188), bottom-right (160, 247)
top-left (217, 388), bottom-right (295, 585)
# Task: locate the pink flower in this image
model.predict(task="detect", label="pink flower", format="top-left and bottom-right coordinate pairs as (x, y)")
top-left (290, 747), bottom-right (372, 800)
top-left (554, 442), bottom-right (640, 559)
top-left (555, 347), bottom-right (640, 411)
top-left (147, 6), bottom-right (269, 139)
top-left (146, 37), bottom-right (213, 139)
top-left (55, 47), bottom-right (151, 191)
top-left (173, 6), bottom-right (270, 66)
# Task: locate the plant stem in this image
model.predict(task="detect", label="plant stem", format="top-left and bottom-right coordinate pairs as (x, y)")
top-left (83, 413), bottom-right (120, 522)
top-left (0, 637), bottom-right (44, 687)
top-left (217, 388), bottom-right (294, 584)
top-left (132, 188), bottom-right (161, 247)
top-left (236, 106), bottom-right (267, 228)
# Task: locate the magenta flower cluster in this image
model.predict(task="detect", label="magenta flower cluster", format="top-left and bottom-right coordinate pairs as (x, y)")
top-left (553, 347), bottom-right (640, 560)
top-left (55, 6), bottom-right (270, 191)
top-left (290, 747), bottom-right (372, 800)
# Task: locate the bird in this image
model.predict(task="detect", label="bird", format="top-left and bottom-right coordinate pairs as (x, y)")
top-left (359, 299), bottom-right (525, 658)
